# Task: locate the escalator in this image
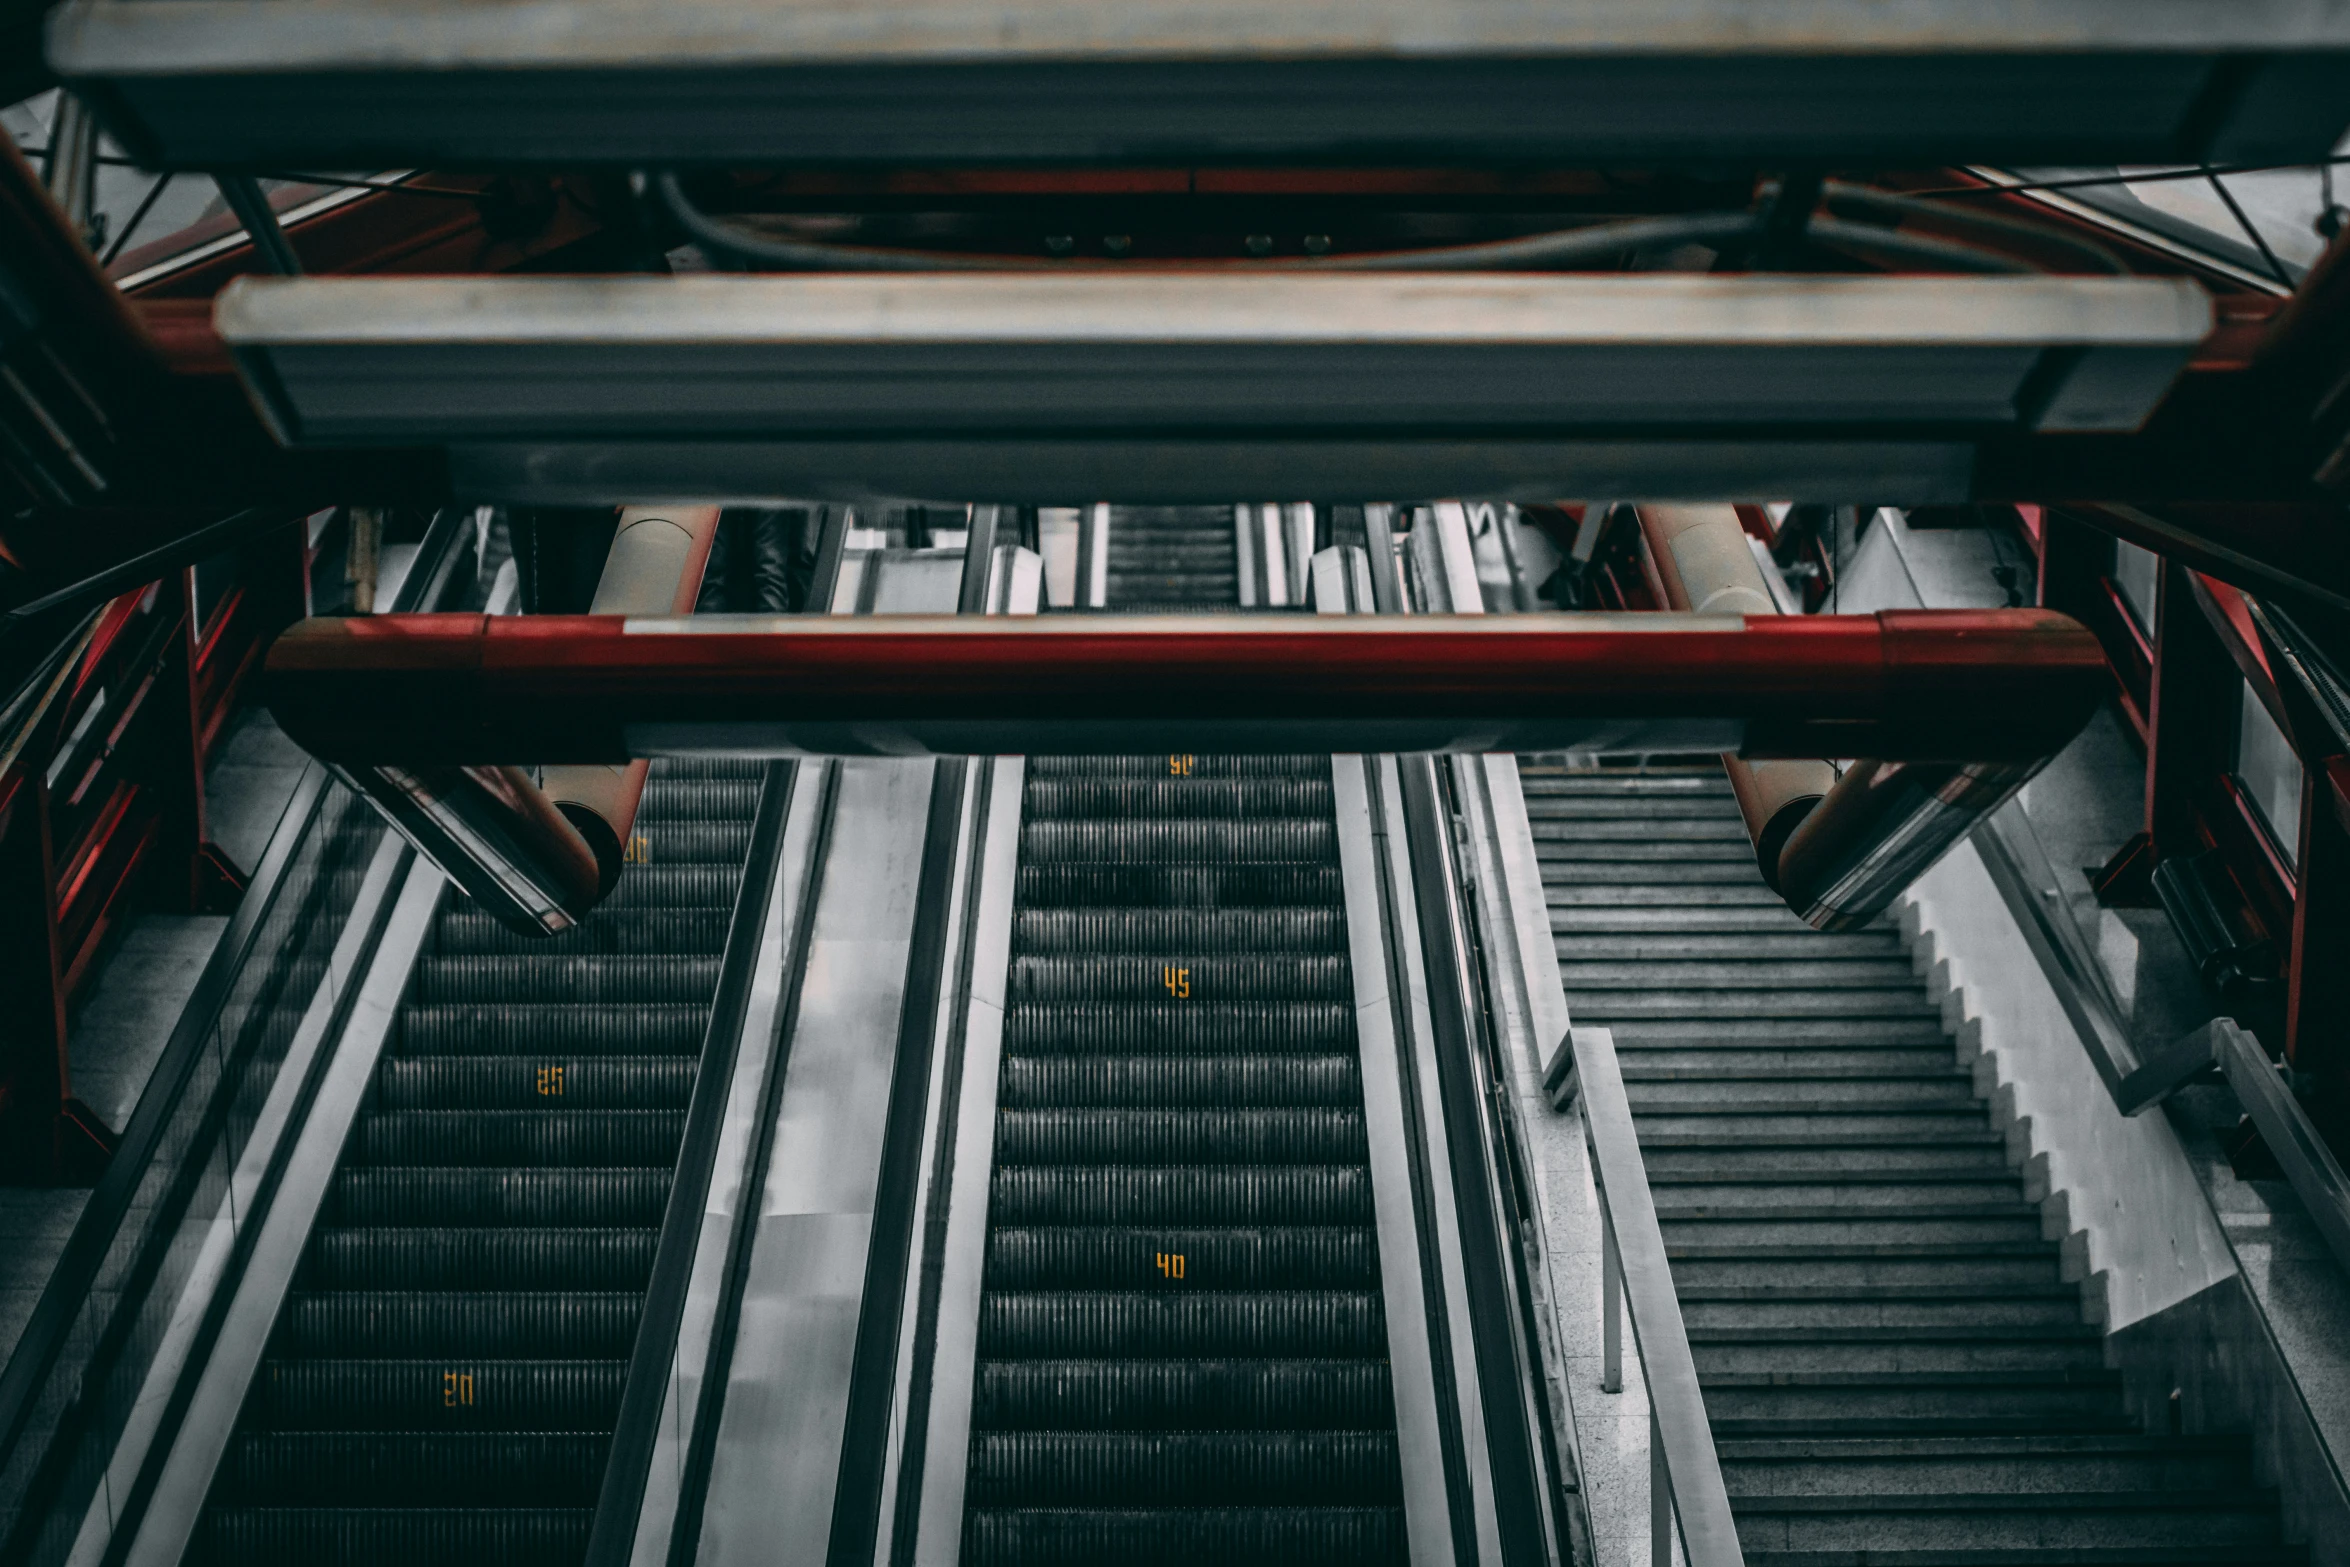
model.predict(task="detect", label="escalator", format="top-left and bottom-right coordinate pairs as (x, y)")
top-left (193, 757), bottom-right (766, 1563)
top-left (960, 507), bottom-right (1409, 1562)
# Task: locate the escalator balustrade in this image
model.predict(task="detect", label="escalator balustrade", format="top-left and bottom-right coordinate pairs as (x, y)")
top-left (194, 759), bottom-right (763, 1565)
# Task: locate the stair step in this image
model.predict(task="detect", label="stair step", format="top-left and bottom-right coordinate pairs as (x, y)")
top-left (1620, 1050), bottom-right (1963, 1076)
top-left (1663, 1214), bottom-right (2050, 1256)
top-left (1694, 1338), bottom-right (2106, 1377)
top-left (1718, 1434), bottom-right (2256, 1497)
top-left (1608, 1018), bottom-right (1953, 1046)
top-left (1628, 1081), bottom-right (1984, 1112)
top-left (1553, 907), bottom-right (1821, 932)
top-left (1545, 882), bottom-right (1789, 907)
top-left (1633, 1113), bottom-right (1999, 1145)
top-left (1560, 960), bottom-right (1923, 989)
top-left (1528, 763), bottom-right (2295, 1564)
top-left (1563, 932), bottom-right (1903, 960)
top-left (1577, 992), bottom-right (1942, 1019)
top-left (1652, 1183), bottom-right (2030, 1217)
top-left (1685, 1298), bottom-right (2089, 1332)
top-left (1671, 1259), bottom-right (2071, 1297)
top-left (1732, 1489), bottom-right (2285, 1555)
top-left (1643, 1146), bottom-right (2018, 1180)
top-left (1528, 816), bottom-right (1751, 841)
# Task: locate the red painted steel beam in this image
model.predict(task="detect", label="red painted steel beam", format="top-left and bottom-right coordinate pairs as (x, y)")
top-left (267, 608), bottom-right (2105, 766)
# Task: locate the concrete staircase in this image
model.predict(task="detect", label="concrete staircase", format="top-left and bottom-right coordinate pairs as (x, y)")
top-left (1526, 763), bottom-right (2301, 1566)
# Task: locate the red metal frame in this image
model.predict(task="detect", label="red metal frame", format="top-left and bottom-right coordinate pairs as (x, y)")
top-left (264, 607), bottom-right (2106, 768)
top-left (0, 520), bottom-right (301, 1182)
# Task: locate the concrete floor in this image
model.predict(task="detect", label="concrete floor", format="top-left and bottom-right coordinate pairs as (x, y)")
top-left (0, 708), bottom-right (310, 1371)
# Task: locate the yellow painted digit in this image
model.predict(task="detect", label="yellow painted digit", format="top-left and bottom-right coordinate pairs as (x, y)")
top-left (623, 833), bottom-right (651, 864)
top-left (1162, 966), bottom-right (1190, 999)
top-left (1156, 1252), bottom-right (1187, 1280)
top-left (1168, 754), bottom-right (1194, 776)
top-left (443, 1370), bottom-right (475, 1407)
top-left (537, 1065), bottom-right (564, 1096)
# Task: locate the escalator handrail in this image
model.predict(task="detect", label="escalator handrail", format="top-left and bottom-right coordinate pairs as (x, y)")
top-left (0, 506), bottom-right (472, 1485)
top-left (1545, 1026), bottom-right (1745, 1567)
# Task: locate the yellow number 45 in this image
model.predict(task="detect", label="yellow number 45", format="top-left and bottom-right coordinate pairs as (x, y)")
top-left (1162, 965), bottom-right (1190, 999)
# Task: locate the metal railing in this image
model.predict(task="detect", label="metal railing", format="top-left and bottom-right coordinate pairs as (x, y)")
top-left (1546, 1025), bottom-right (1745, 1567)
top-left (1973, 800), bottom-right (2350, 1280)
top-left (0, 510), bottom-right (472, 1562)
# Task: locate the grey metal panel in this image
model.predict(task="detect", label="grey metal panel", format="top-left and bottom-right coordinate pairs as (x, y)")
top-left (630, 759), bottom-right (833, 1566)
top-left (692, 551), bottom-right (961, 1567)
top-left (447, 437), bottom-right (1984, 508)
top-left (214, 274), bottom-right (2203, 504)
top-left (48, 1), bottom-right (2350, 166)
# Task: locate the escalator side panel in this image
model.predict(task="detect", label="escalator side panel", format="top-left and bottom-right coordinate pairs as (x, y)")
top-left (191, 759), bottom-right (767, 1564)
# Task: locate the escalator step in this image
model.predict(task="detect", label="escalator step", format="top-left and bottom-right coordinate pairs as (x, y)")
top-left (973, 1359), bottom-right (1395, 1429)
top-left (1026, 756), bottom-right (1328, 779)
top-left (326, 1166), bottom-right (670, 1225)
top-left (990, 1166), bottom-right (1374, 1224)
top-left (195, 1507), bottom-right (590, 1567)
top-left (1024, 780), bottom-right (1335, 820)
top-left (1015, 908), bottom-right (1345, 952)
top-left (963, 1506), bottom-right (1404, 1567)
top-left (579, 820), bottom-right (750, 864)
top-left (1017, 865), bottom-right (1345, 908)
top-left (400, 1004), bottom-right (708, 1056)
top-left (984, 1226), bottom-right (1379, 1288)
top-left (433, 908), bottom-right (732, 957)
top-left (352, 1110), bottom-right (686, 1166)
top-left (1021, 820), bottom-right (1336, 865)
top-left (996, 1054), bottom-right (1363, 1108)
top-left (276, 1292), bottom-right (643, 1357)
top-left (638, 779), bottom-right (762, 818)
top-left (994, 1107), bottom-right (1368, 1165)
top-left (1004, 1003), bottom-right (1353, 1055)
top-left (1008, 955), bottom-right (1350, 1004)
top-left (211, 1430), bottom-right (607, 1504)
top-left (376, 1057), bottom-right (697, 1109)
top-left (306, 1228), bottom-right (658, 1290)
top-left (597, 864), bottom-right (742, 908)
top-left (967, 1429), bottom-right (1403, 1503)
top-left (237, 1359), bottom-right (624, 1430)
top-left (414, 956), bottom-right (723, 1005)
top-left (979, 1290), bottom-right (1386, 1356)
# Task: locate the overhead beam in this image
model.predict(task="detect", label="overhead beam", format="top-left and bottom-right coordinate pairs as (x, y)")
top-left (213, 272), bottom-right (2213, 505)
top-left (49, 0), bottom-right (2350, 168)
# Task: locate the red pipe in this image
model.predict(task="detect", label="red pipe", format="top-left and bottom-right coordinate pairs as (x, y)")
top-left (268, 608), bottom-right (2104, 766)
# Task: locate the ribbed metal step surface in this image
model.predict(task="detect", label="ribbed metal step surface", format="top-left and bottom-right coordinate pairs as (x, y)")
top-left (964, 513), bottom-right (1402, 1563)
top-left (1103, 506), bottom-right (1240, 605)
top-left (1528, 763), bottom-right (2302, 1566)
top-left (193, 759), bottom-right (763, 1567)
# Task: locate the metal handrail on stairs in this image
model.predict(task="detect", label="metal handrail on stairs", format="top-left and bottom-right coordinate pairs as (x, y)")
top-left (1545, 1025), bottom-right (1746, 1567)
top-left (1971, 801), bottom-right (2350, 1280)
